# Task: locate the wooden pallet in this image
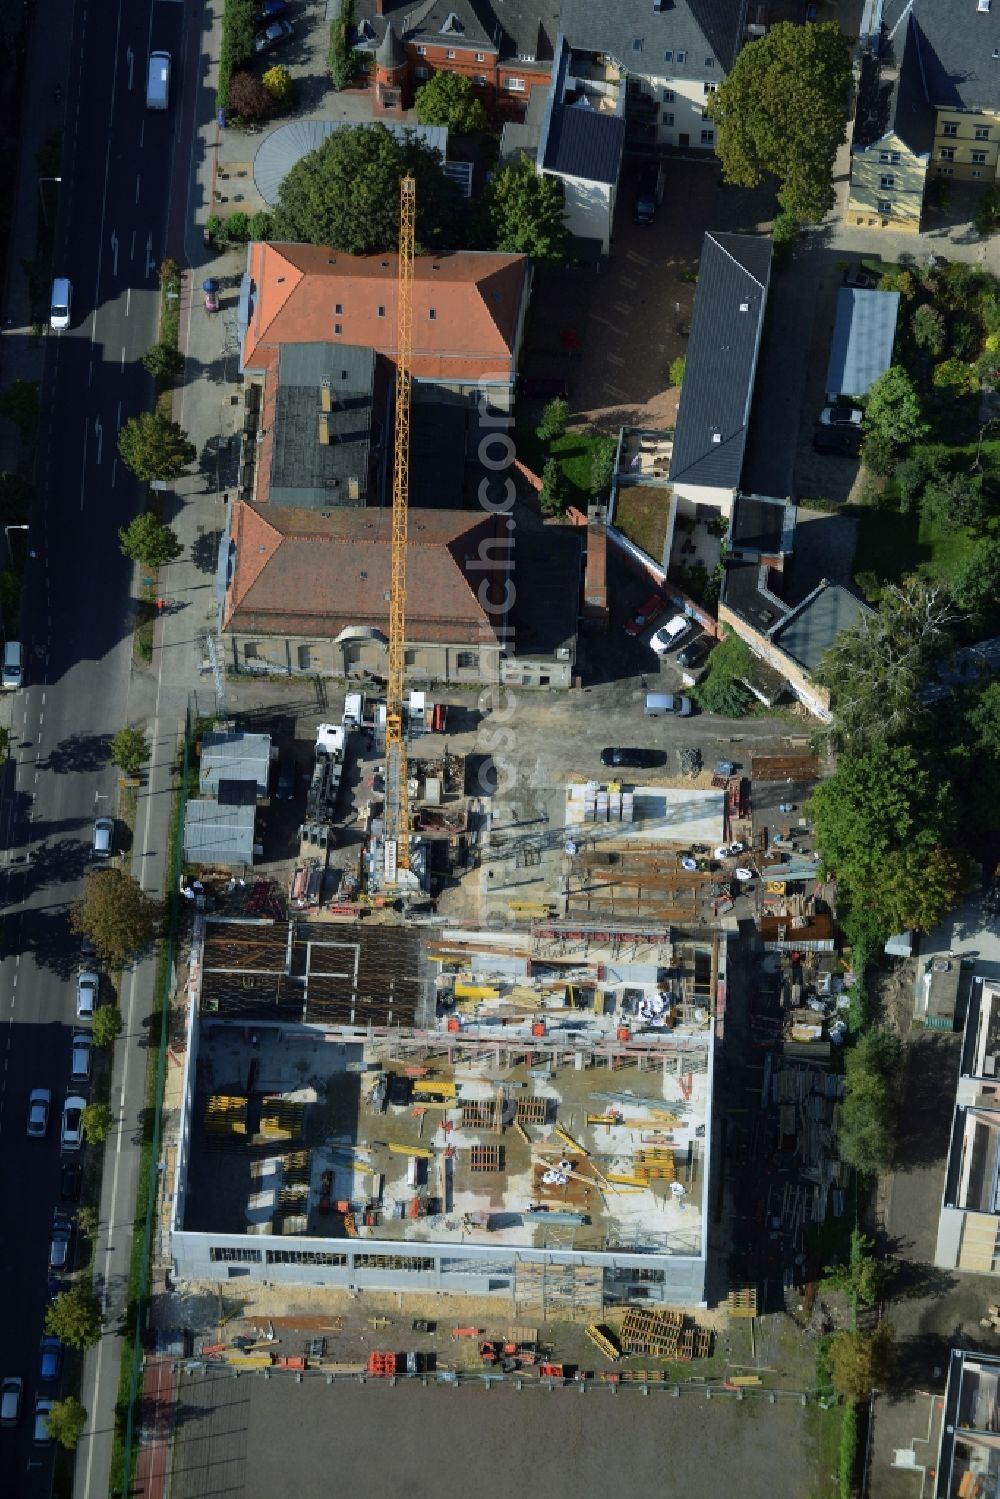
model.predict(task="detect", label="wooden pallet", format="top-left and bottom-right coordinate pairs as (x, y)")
top-left (470, 1145), bottom-right (503, 1172)
top-left (516, 1097), bottom-right (548, 1125)
top-left (727, 1285), bottom-right (758, 1318)
top-left (461, 1100), bottom-right (501, 1132)
top-left (633, 1148), bottom-right (676, 1182)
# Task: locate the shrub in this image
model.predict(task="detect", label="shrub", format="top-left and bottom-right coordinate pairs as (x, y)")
top-left (932, 357), bottom-right (978, 395)
top-left (696, 675), bottom-right (752, 716)
top-left (668, 354), bottom-right (686, 387)
top-left (952, 320), bottom-right (981, 360)
top-left (329, 0), bottom-right (356, 89)
top-left (590, 439), bottom-right (616, 497)
top-left (911, 303), bottom-right (946, 355)
top-left (894, 447), bottom-right (943, 514)
top-left (539, 457), bottom-right (568, 516)
top-left (228, 70), bottom-right (272, 122)
top-left (537, 397), bottom-right (569, 440)
top-left (141, 342), bottom-right (184, 380)
top-left (262, 64), bottom-right (294, 103)
top-left (223, 211), bottom-right (251, 243)
top-left (248, 210), bottom-right (275, 240)
top-left (217, 0), bottom-right (258, 112)
top-left (975, 185), bottom-right (1000, 236)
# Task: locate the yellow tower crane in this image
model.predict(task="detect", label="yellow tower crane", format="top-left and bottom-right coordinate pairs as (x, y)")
top-left (382, 175), bottom-right (416, 883)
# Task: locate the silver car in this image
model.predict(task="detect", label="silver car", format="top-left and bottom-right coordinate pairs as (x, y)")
top-left (27, 1087), bottom-right (51, 1138)
top-left (61, 1095), bottom-right (86, 1151)
top-left (77, 970), bottom-right (98, 1019)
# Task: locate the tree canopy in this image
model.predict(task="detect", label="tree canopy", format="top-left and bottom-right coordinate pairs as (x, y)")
top-left (839, 1030), bottom-right (901, 1175)
top-left (414, 72), bottom-right (488, 133)
top-left (814, 578), bottom-right (957, 748)
top-left (44, 1397), bottom-right (88, 1451)
top-left (706, 21), bottom-right (852, 221)
top-left (110, 727), bottom-right (149, 777)
top-left (45, 1286), bottom-right (102, 1351)
top-left (828, 1324), bottom-right (896, 1402)
top-left (273, 124), bottom-right (465, 254)
top-left (118, 411), bottom-right (196, 483)
top-left (808, 745), bottom-right (964, 934)
top-left (82, 1102), bottom-right (115, 1145)
top-left (71, 869), bottom-right (160, 968)
top-left (863, 366), bottom-right (929, 464)
top-left (485, 154), bottom-right (569, 263)
top-left (119, 511), bottom-right (183, 569)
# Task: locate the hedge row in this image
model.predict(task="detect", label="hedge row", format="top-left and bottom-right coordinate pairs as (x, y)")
top-left (218, 0), bottom-right (258, 113)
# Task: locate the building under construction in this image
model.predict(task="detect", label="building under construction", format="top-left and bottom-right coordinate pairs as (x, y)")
top-left (169, 911), bottom-right (721, 1309)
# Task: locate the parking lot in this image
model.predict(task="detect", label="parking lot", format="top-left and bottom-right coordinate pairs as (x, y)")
top-left (169, 1365), bottom-right (823, 1499)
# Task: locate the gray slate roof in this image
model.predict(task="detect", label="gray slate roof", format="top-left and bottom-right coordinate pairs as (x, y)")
top-left (354, 0), bottom-right (560, 61)
top-left (270, 344), bottom-right (376, 510)
top-left (854, 12), bottom-right (935, 156)
top-left (184, 799), bottom-right (256, 868)
top-left (770, 581), bottom-right (870, 674)
top-left (825, 288), bottom-right (900, 400)
top-left (541, 100), bottom-right (626, 184)
top-left (668, 232), bottom-right (772, 492)
top-left (199, 731), bottom-right (272, 798)
top-left (254, 120), bottom-right (447, 207)
top-left (560, 0), bottom-right (747, 75)
top-left (883, 0), bottom-right (1000, 114)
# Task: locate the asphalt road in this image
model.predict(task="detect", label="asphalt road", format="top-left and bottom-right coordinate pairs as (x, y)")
top-left (0, 0), bottom-right (184, 1489)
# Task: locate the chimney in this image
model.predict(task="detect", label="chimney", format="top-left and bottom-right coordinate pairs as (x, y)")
top-left (375, 0), bottom-right (385, 13)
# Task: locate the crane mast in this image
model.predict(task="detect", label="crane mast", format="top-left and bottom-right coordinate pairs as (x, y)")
top-left (383, 175), bottom-right (416, 877)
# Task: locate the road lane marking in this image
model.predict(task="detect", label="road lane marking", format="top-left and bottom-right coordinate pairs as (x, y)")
top-left (135, 174), bottom-right (141, 204)
top-left (126, 44), bottom-right (134, 90)
top-left (111, 229), bottom-right (119, 276)
top-left (125, 286), bottom-right (131, 317)
top-left (121, 346), bottom-right (125, 372)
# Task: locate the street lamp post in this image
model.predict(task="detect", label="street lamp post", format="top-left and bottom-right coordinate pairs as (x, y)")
top-left (4, 525), bottom-right (28, 562)
top-left (38, 176), bottom-right (62, 229)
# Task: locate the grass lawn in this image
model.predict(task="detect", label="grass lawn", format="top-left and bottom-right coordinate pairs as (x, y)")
top-left (852, 503), bottom-right (991, 588)
top-left (612, 484), bottom-right (671, 562)
top-left (515, 421), bottom-right (613, 505)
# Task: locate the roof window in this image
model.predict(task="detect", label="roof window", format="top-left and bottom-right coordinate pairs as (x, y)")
top-left (441, 10), bottom-right (464, 33)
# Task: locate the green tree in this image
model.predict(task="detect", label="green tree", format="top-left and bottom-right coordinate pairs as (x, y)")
top-left (118, 412), bottom-right (196, 482)
top-left (119, 511), bottom-right (183, 568)
top-left (110, 727), bottom-right (149, 777)
top-left (870, 841), bottom-right (971, 933)
top-left (140, 342), bottom-right (184, 380)
top-left (414, 71), bottom-right (488, 133)
top-left (91, 1004), bottom-right (123, 1047)
top-left (771, 209), bottom-right (799, 265)
top-left (228, 69), bottom-right (273, 121)
top-left (75, 1205), bottom-right (98, 1239)
top-left (894, 448), bottom-right (944, 514)
top-left (823, 1229), bottom-right (888, 1308)
top-left (863, 366), bottom-right (929, 459)
top-left (71, 869), bottom-right (160, 968)
top-left (932, 357), bottom-right (978, 395)
top-left (975, 184), bottom-right (1000, 236)
top-left (0, 379), bottom-right (40, 442)
top-left (539, 458), bottom-right (568, 516)
top-left (920, 469), bottom-right (986, 533)
top-left (815, 579), bottom-right (956, 747)
top-left (262, 64), bottom-right (294, 103)
top-left (537, 397), bottom-right (569, 440)
top-left (43, 1396), bottom-right (88, 1452)
top-left (839, 1030), bottom-right (901, 1174)
top-left (590, 438), bottom-right (616, 497)
top-left (911, 303), bottom-right (946, 355)
top-left (82, 1102), bottom-right (114, 1145)
top-left (273, 123), bottom-right (464, 254)
top-left (668, 354), bottom-right (687, 387)
top-left (695, 674), bottom-right (752, 717)
top-left (486, 154), bottom-right (569, 263)
top-left (45, 1286), bottom-right (103, 1351)
top-left (706, 22), bottom-right (852, 221)
top-left (248, 210), bottom-right (275, 241)
top-left (827, 1324), bottom-right (896, 1401)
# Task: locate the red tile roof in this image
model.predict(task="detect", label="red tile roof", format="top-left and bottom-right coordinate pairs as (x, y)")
top-left (243, 243), bottom-right (529, 382)
top-left (223, 502), bottom-right (505, 643)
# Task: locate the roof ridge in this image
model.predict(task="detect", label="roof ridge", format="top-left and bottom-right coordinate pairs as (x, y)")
top-left (705, 231), bottom-right (768, 293)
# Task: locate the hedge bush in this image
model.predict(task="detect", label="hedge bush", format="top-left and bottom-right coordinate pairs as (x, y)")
top-left (218, 0), bottom-right (258, 113)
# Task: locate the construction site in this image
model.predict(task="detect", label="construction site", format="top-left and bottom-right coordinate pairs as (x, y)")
top-left (168, 911), bottom-right (719, 1310)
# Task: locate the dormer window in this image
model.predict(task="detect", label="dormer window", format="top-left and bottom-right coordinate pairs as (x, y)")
top-left (441, 10), bottom-right (464, 33)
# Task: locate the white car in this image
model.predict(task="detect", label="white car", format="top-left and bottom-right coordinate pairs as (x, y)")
top-left (77, 969), bottom-right (98, 1018)
top-left (27, 1087), bottom-right (51, 1138)
top-left (819, 403), bottom-right (862, 428)
top-left (70, 1031), bottom-right (92, 1083)
top-left (92, 816), bottom-right (113, 858)
top-left (50, 277), bottom-right (72, 330)
top-left (61, 1095), bottom-right (86, 1150)
top-left (32, 1397), bottom-right (54, 1445)
top-left (650, 614), bottom-right (693, 654)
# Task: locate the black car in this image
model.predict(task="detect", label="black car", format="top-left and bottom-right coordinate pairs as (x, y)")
top-left (677, 635), bottom-right (713, 671)
top-left (275, 755), bottom-right (296, 800)
top-left (60, 1162), bottom-right (81, 1202)
top-left (600, 747), bottom-right (667, 769)
top-left (813, 426), bottom-right (862, 457)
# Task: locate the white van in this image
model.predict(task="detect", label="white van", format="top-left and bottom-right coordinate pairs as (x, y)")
top-left (50, 278), bottom-right (71, 330)
top-left (146, 51), bottom-right (171, 109)
top-left (1, 641), bottom-right (23, 690)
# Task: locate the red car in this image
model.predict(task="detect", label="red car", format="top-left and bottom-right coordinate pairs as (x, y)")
top-left (624, 592), bottom-right (666, 637)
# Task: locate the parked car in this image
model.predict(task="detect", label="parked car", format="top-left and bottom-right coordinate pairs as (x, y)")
top-left (49, 276), bottom-right (72, 330)
top-left (27, 1087), bottom-right (51, 1138)
top-left (258, 0), bottom-right (288, 16)
top-left (634, 162), bottom-right (665, 224)
top-left (600, 747), bottom-right (667, 768)
top-left (79, 933), bottom-right (97, 963)
top-left (677, 635), bottom-right (713, 671)
top-left (38, 1338), bottom-right (62, 1384)
top-left (60, 1162), bottom-right (81, 1202)
top-left (813, 426), bottom-right (862, 457)
top-left (32, 1398), bottom-right (54, 1445)
top-left (650, 614), bottom-right (693, 654)
top-left (253, 17), bottom-right (293, 51)
top-left (844, 266), bottom-right (877, 289)
top-left (61, 1095), bottom-right (86, 1151)
top-left (515, 374), bottom-right (570, 400)
top-left (70, 1031), bottom-right (92, 1083)
top-left (624, 592), bottom-right (666, 637)
top-left (48, 1213), bottom-right (72, 1272)
top-left (92, 816), bottom-right (113, 858)
top-left (0, 1376), bottom-right (22, 1428)
top-left (77, 969), bottom-right (98, 1019)
top-left (275, 755), bottom-right (296, 800)
top-left (819, 403), bottom-right (862, 428)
